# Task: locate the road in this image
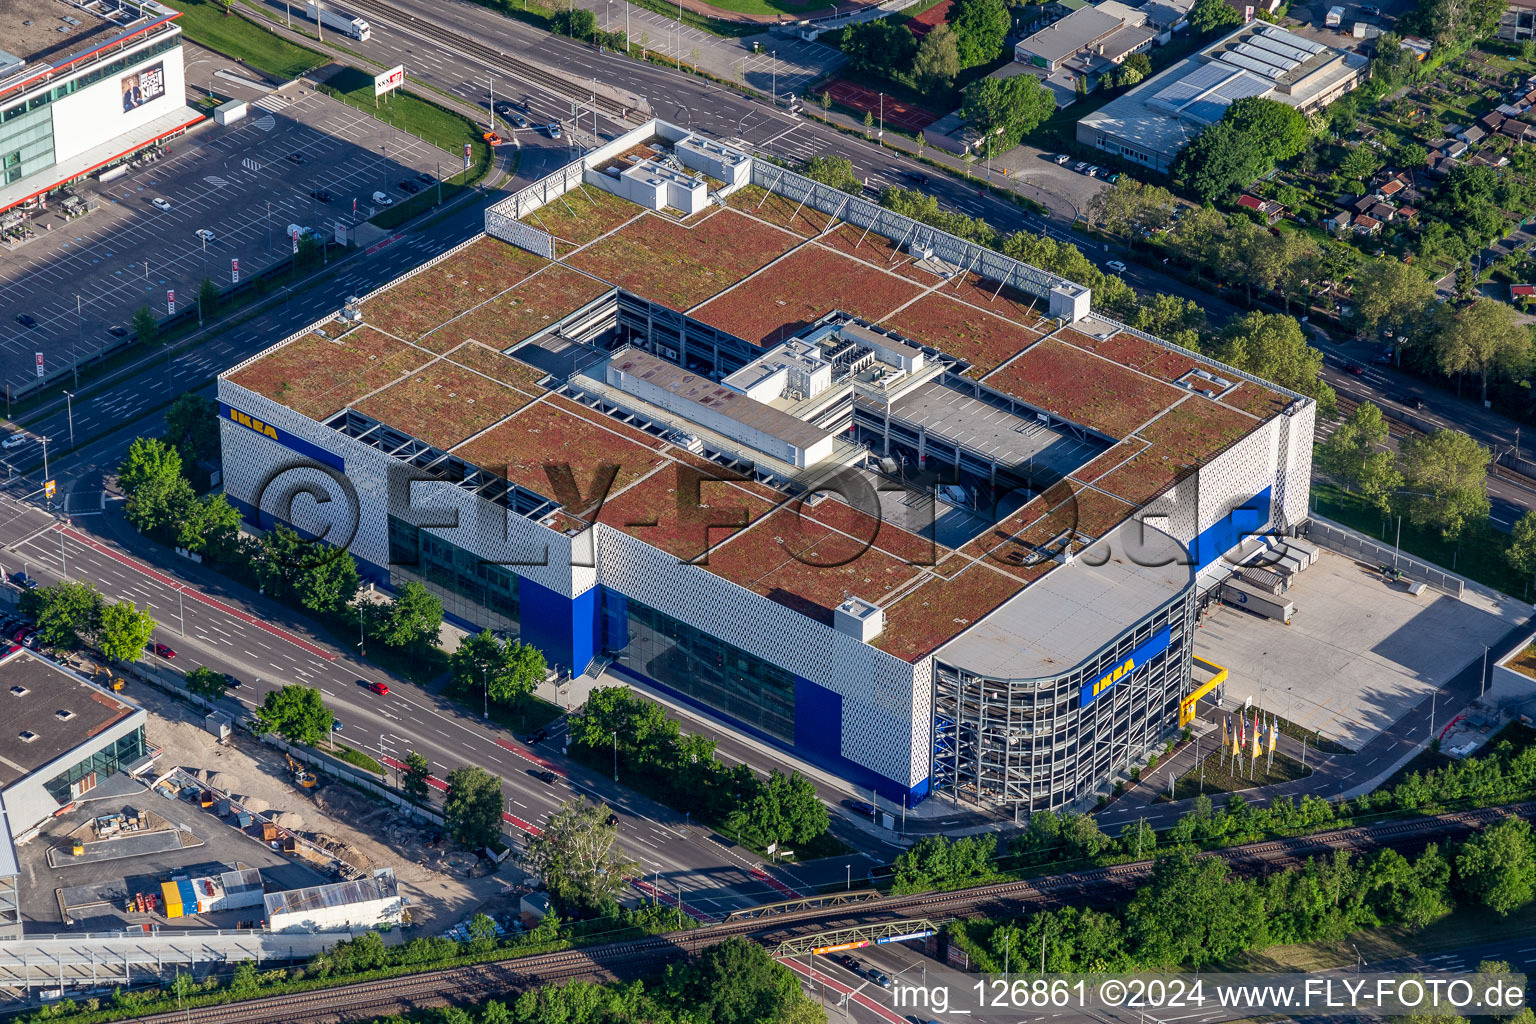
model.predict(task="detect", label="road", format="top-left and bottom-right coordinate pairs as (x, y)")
top-left (1314, 342), bottom-right (1536, 530)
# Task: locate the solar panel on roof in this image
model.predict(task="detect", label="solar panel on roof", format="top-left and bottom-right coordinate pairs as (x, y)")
top-left (1234, 42), bottom-right (1298, 72)
top-left (1259, 24), bottom-right (1325, 51)
top-left (1245, 34), bottom-right (1310, 63)
top-left (1217, 51), bottom-right (1284, 79)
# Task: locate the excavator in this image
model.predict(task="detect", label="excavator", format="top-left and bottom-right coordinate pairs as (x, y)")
top-left (286, 754), bottom-right (317, 789)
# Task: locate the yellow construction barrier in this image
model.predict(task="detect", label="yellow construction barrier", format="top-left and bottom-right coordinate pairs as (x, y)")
top-left (1180, 657), bottom-right (1228, 727)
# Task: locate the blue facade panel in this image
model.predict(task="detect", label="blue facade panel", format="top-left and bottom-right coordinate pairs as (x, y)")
top-left (793, 676), bottom-right (843, 760)
top-left (1194, 486), bottom-right (1272, 570)
top-left (518, 576), bottom-right (598, 675)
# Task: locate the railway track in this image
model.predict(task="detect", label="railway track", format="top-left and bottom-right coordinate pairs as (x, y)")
top-left (339, 0), bottom-right (635, 122)
top-left (131, 803), bottom-right (1532, 1024)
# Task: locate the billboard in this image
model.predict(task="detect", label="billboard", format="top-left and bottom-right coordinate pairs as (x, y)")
top-left (374, 65), bottom-right (406, 97)
top-left (33, 353), bottom-right (42, 380)
top-left (122, 62), bottom-right (166, 113)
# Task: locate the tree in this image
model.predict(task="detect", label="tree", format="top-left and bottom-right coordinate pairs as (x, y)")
top-left (961, 73), bottom-right (1055, 149)
top-left (1351, 258), bottom-right (1435, 337)
top-left (196, 278), bottom-right (220, 320)
top-left (443, 765), bottom-right (504, 849)
top-left (369, 581), bottom-right (443, 651)
top-left (450, 630), bottom-right (547, 706)
top-left (524, 798), bottom-right (639, 914)
top-left (119, 436), bottom-right (193, 535)
top-left (839, 19), bottom-right (916, 78)
top-left (1434, 299), bottom-right (1532, 406)
top-left (551, 5), bottom-right (597, 38)
top-left (185, 666), bottom-right (227, 700)
top-left (802, 155), bottom-right (861, 194)
top-left (949, 0), bottom-right (1010, 68)
top-left (1337, 143), bottom-right (1382, 184)
top-left (1209, 311), bottom-right (1336, 416)
top-left (1507, 510), bottom-right (1536, 587)
top-left (164, 394), bottom-right (221, 466)
top-left (1174, 97), bottom-right (1312, 203)
top-left (1399, 429), bottom-right (1490, 540)
top-left (1085, 176), bottom-right (1176, 235)
top-left (252, 526), bottom-right (360, 614)
top-left (22, 580), bottom-right (104, 651)
top-left (1188, 0), bottom-right (1242, 32)
top-left (130, 306), bottom-right (157, 345)
top-left (97, 601), bottom-right (157, 663)
top-left (402, 750), bottom-right (431, 805)
top-left (663, 938), bottom-right (807, 1024)
top-left (911, 24), bottom-right (961, 94)
top-left (1125, 848), bottom-right (1263, 967)
top-left (177, 493), bottom-right (244, 560)
top-left (1457, 818), bottom-right (1536, 915)
top-left (1316, 402), bottom-right (1402, 514)
top-left (253, 684), bottom-right (333, 746)
top-left (728, 769), bottom-right (828, 851)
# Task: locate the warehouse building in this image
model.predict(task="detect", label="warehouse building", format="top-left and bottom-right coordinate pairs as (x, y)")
top-left (0, 0), bottom-right (197, 215)
top-left (1077, 22), bottom-right (1368, 172)
top-left (218, 121), bottom-right (1313, 815)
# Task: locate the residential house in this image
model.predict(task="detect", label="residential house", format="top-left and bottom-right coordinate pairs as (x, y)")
top-left (1397, 205), bottom-right (1419, 222)
top-left (1353, 214), bottom-right (1382, 235)
top-left (1443, 139), bottom-right (1469, 158)
top-left (1237, 194), bottom-right (1284, 224)
top-left (1376, 177), bottom-right (1406, 200)
top-left (1329, 210), bottom-right (1353, 233)
top-left (1512, 283), bottom-right (1536, 300)
top-left (1458, 125), bottom-right (1487, 145)
top-left (1366, 201), bottom-right (1396, 223)
top-left (1479, 111), bottom-right (1507, 134)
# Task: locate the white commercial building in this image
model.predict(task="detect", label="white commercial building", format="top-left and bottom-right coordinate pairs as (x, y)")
top-left (1078, 22), bottom-right (1368, 172)
top-left (0, 0), bottom-right (197, 216)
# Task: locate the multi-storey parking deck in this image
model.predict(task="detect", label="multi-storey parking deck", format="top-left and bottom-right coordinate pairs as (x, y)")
top-left (218, 120), bottom-right (1314, 815)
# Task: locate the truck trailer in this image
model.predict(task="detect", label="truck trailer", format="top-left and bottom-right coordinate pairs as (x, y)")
top-left (1221, 581), bottom-right (1294, 624)
top-left (1325, 5), bottom-right (1344, 26)
top-left (306, 1), bottom-right (371, 40)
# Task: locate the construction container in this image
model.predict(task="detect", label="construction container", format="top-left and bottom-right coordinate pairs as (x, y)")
top-left (160, 881), bottom-right (183, 919)
top-left (1239, 567), bottom-right (1287, 595)
top-left (1286, 539), bottom-right (1320, 566)
top-left (262, 822), bottom-right (280, 842)
top-left (1277, 552), bottom-right (1306, 576)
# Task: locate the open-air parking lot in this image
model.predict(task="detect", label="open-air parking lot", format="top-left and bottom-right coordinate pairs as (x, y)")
top-left (0, 81), bottom-right (454, 398)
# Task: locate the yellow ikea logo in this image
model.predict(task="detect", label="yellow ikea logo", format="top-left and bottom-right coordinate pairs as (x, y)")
top-left (228, 408), bottom-right (279, 441)
top-left (1091, 657), bottom-right (1135, 700)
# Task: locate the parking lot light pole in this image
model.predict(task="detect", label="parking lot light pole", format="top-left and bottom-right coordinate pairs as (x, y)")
top-left (61, 391), bottom-right (74, 448)
top-left (73, 296), bottom-right (81, 388)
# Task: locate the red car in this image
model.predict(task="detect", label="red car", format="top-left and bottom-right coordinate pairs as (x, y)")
top-left (367, 681), bottom-right (390, 695)
top-left (152, 643), bottom-right (176, 659)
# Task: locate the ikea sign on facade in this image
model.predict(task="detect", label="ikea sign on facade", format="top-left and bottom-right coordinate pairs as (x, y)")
top-left (220, 402), bottom-right (345, 473)
top-left (1080, 626), bottom-right (1172, 708)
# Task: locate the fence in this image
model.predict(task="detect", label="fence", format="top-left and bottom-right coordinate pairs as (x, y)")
top-left (1304, 515), bottom-right (1466, 598)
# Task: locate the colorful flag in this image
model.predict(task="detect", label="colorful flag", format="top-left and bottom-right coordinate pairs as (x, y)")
top-left (1252, 710), bottom-right (1261, 758)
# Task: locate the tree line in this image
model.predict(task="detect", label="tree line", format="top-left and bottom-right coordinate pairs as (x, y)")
top-left (117, 413), bottom-right (450, 668)
top-left (872, 183), bottom-right (1337, 412)
top-left (947, 822), bottom-right (1535, 980)
top-left (573, 687), bottom-right (830, 856)
top-left (893, 730), bottom-right (1536, 893)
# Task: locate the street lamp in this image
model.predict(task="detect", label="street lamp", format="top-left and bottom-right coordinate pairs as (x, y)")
top-left (612, 729), bottom-right (618, 781)
top-left (61, 391), bottom-right (74, 448)
top-left (483, 667), bottom-right (489, 718)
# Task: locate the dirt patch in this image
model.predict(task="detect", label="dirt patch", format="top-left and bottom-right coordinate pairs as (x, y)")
top-left (127, 680), bottom-right (528, 934)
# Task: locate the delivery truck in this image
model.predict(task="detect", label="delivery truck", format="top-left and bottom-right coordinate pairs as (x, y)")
top-left (1221, 581), bottom-right (1294, 624)
top-left (306, 1), bottom-right (371, 40)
